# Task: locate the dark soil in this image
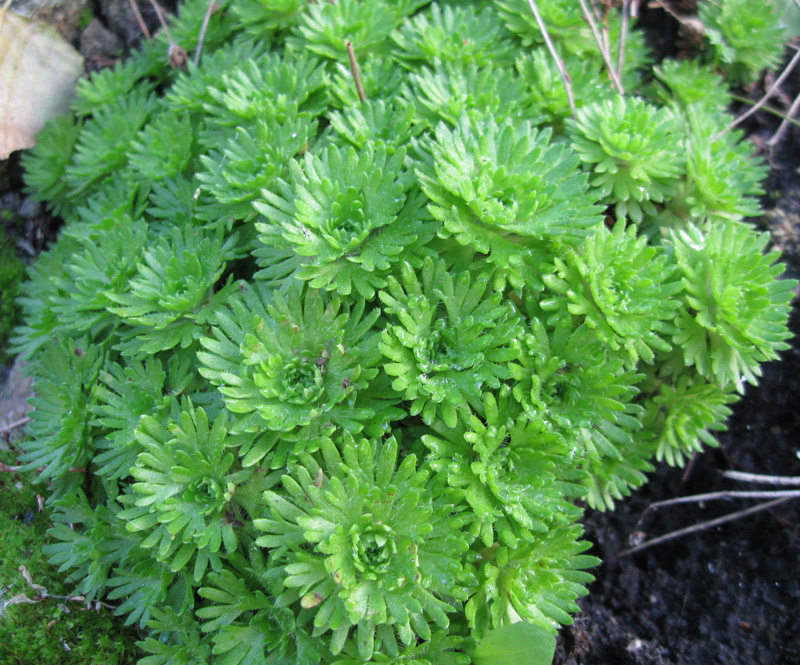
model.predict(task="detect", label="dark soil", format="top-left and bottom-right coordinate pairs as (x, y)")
top-left (555, 313), bottom-right (800, 665)
top-left (1, 5), bottom-right (799, 665)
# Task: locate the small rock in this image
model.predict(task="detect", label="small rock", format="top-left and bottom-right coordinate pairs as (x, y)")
top-left (8, 0), bottom-right (90, 45)
top-left (80, 17), bottom-right (124, 66)
top-left (0, 358), bottom-right (33, 447)
top-left (17, 197), bottom-right (42, 220)
top-left (99, 0), bottom-right (151, 48)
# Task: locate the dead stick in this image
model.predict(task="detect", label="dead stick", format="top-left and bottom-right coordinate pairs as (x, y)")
top-left (127, 0), bottom-right (152, 42)
top-left (0, 0), bottom-right (14, 35)
top-left (714, 45), bottom-right (800, 141)
top-left (0, 416), bottom-right (30, 435)
top-left (193, 0), bottom-right (217, 66)
top-left (617, 0), bottom-right (630, 82)
top-left (345, 40), bottom-right (366, 102)
top-left (767, 87), bottom-right (800, 147)
top-left (648, 489), bottom-right (800, 509)
top-left (620, 497), bottom-right (793, 557)
top-left (578, 0), bottom-right (624, 95)
top-left (722, 470), bottom-right (800, 486)
top-left (525, 0), bottom-right (576, 116)
top-left (147, 0), bottom-right (172, 42)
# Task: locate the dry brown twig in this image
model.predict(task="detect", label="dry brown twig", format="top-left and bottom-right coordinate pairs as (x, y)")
top-left (525, 0), bottom-right (576, 116)
top-left (194, 0), bottom-right (218, 66)
top-left (617, 0), bottom-right (631, 83)
top-left (0, 416), bottom-right (30, 436)
top-left (147, 0), bottom-right (188, 68)
top-left (345, 40), bottom-right (366, 103)
top-left (767, 89), bottom-right (800, 147)
top-left (620, 468), bottom-right (800, 556)
top-left (714, 43), bottom-right (800, 142)
top-left (722, 470), bottom-right (800, 486)
top-left (578, 0), bottom-right (624, 94)
top-left (620, 497), bottom-right (793, 556)
top-left (127, 0), bottom-right (152, 42)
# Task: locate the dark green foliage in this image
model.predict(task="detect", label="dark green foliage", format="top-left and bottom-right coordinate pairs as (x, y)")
top-left (13, 0), bottom-right (795, 663)
top-left (0, 226), bottom-right (25, 362)
top-left (698, 0), bottom-right (786, 85)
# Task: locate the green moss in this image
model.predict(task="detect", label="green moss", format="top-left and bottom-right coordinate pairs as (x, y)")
top-left (0, 226), bottom-right (25, 364)
top-left (0, 449), bottom-right (141, 664)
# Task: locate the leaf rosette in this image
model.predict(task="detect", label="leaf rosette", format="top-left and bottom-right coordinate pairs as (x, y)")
top-left (379, 258), bottom-right (522, 427)
top-left (670, 220), bottom-right (797, 391)
top-left (541, 220), bottom-right (684, 366)
top-left (569, 96), bottom-right (686, 223)
top-left (423, 389), bottom-right (585, 548)
top-left (199, 281), bottom-right (392, 441)
top-left (255, 142), bottom-right (435, 298)
top-left (254, 436), bottom-right (471, 661)
top-left (415, 115), bottom-right (602, 290)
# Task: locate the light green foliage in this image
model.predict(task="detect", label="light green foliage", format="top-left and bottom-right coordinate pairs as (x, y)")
top-left (699, 0), bottom-right (787, 84)
top-left (13, 0), bottom-right (796, 663)
top-left (569, 97), bottom-right (686, 223)
top-left (542, 221), bottom-right (683, 366)
top-left (671, 220), bottom-right (794, 392)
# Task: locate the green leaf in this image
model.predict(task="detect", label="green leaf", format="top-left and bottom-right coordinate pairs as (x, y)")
top-left (472, 622), bottom-right (555, 665)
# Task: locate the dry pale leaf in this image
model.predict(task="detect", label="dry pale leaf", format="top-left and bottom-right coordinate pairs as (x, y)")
top-left (0, 9), bottom-right (83, 159)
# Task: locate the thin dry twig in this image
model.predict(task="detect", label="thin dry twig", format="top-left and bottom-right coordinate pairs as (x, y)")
top-left (620, 497), bottom-right (793, 556)
top-left (578, 0), bottom-right (624, 94)
top-left (714, 45), bottom-right (800, 141)
top-left (648, 489), bottom-right (800, 509)
top-left (147, 0), bottom-right (188, 68)
top-left (345, 40), bottom-right (366, 102)
top-left (0, 416), bottom-right (30, 435)
top-left (127, 0), bottom-right (152, 42)
top-left (650, 0), bottom-right (706, 36)
top-left (722, 470), bottom-right (800, 486)
top-left (193, 0), bottom-right (217, 66)
top-left (617, 0), bottom-right (631, 82)
top-left (767, 88), bottom-right (800, 147)
top-left (525, 0), bottom-right (576, 116)
top-left (0, 0), bottom-right (14, 33)
top-left (147, 0), bottom-right (172, 41)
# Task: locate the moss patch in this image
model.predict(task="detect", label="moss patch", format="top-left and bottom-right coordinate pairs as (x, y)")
top-left (0, 449), bottom-right (141, 664)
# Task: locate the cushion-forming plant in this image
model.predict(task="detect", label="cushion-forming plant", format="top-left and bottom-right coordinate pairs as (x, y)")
top-left (15, 0), bottom-right (795, 663)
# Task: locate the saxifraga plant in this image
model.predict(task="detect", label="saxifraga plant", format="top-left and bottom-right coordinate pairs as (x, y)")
top-left (14, 0), bottom-right (796, 663)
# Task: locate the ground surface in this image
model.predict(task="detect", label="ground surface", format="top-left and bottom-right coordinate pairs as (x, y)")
top-left (1, 4), bottom-right (799, 665)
